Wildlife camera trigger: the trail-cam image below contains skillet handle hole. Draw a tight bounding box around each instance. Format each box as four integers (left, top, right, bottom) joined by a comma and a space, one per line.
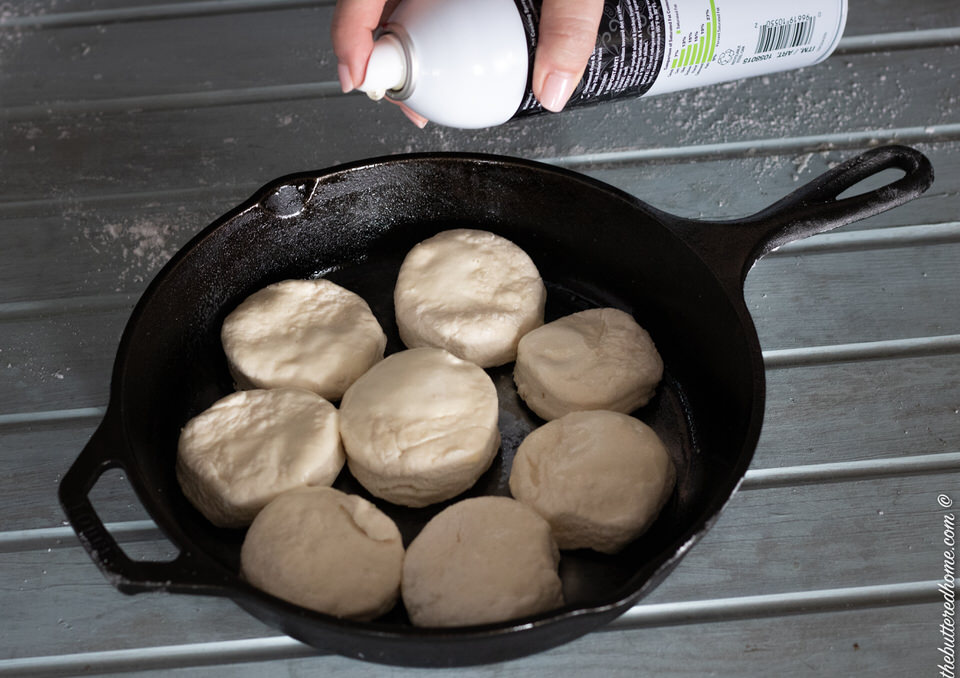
88, 467, 179, 563
835, 167, 906, 201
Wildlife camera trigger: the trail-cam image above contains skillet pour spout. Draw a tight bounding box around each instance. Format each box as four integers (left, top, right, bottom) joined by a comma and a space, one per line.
59, 145, 933, 667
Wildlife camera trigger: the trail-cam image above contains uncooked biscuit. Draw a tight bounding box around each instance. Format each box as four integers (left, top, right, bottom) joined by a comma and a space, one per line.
509, 410, 675, 554
241, 486, 404, 621
394, 229, 546, 367
513, 307, 663, 420
176, 388, 344, 528
339, 347, 500, 508
401, 496, 563, 627
221, 278, 386, 400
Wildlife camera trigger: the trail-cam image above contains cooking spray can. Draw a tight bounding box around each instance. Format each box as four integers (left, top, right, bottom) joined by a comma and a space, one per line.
358, 0, 847, 129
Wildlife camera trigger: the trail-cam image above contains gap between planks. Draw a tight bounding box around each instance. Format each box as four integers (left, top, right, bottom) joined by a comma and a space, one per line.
0, 294, 138, 321
0, 83, 344, 120
542, 124, 960, 167
0, 0, 333, 29
0, 580, 941, 676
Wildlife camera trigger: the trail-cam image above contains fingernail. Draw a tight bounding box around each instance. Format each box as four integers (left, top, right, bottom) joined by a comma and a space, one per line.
401, 106, 428, 129
337, 63, 354, 93
540, 71, 576, 112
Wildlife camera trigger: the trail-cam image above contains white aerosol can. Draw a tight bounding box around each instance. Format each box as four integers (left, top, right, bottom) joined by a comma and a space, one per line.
358, 0, 847, 129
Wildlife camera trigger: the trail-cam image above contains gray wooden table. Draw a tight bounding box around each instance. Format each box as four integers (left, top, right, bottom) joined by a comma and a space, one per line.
2, 1, 959, 675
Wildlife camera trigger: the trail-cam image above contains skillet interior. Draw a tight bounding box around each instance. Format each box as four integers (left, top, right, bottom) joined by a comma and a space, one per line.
112, 155, 762, 664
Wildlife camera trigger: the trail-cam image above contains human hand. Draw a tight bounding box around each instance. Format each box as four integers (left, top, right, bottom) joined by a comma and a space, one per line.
331, 0, 429, 127
331, 0, 605, 124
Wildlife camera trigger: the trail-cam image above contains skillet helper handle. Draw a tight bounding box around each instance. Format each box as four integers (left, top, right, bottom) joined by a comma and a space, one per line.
59, 416, 224, 595
671, 145, 934, 288
745, 144, 934, 258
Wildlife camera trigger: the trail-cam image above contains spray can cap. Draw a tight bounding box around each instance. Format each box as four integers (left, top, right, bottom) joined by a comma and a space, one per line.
357, 32, 408, 101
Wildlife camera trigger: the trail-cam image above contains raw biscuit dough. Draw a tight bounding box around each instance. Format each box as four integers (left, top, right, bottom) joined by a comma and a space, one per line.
221, 278, 387, 400
339, 347, 500, 507
514, 307, 663, 420
241, 486, 404, 621
177, 388, 344, 528
401, 496, 563, 627
509, 410, 675, 554
394, 229, 546, 367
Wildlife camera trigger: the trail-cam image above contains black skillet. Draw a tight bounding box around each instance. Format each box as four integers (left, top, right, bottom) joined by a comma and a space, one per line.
60, 145, 932, 666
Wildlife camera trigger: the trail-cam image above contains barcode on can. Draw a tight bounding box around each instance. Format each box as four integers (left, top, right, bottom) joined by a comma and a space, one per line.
754, 16, 817, 54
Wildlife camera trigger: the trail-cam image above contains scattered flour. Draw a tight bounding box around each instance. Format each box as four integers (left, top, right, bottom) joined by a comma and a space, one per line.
0, 2, 48, 67
73, 210, 193, 291
792, 152, 815, 182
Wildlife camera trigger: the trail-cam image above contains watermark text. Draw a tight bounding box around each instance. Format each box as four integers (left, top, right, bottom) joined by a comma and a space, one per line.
938, 494, 955, 678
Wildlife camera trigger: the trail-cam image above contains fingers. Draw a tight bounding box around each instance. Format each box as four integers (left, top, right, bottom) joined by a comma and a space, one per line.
533, 0, 604, 112
331, 0, 390, 92
331, 1, 425, 127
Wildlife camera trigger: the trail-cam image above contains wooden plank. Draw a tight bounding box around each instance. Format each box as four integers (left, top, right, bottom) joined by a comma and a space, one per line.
580, 143, 960, 228
644, 472, 960, 603
760, 353, 960, 465
846, 0, 960, 36
0, 422, 138, 531
0, 601, 938, 676
2, 0, 219, 17
0, 306, 123, 414
2, 192, 959, 345
0, 193, 230, 303
1, 1, 328, 24
0, 471, 951, 659
746, 242, 960, 348
1, 547, 273, 660
0, 7, 334, 108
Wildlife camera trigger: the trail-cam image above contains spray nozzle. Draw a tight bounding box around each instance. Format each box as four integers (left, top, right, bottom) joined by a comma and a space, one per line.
357, 32, 408, 101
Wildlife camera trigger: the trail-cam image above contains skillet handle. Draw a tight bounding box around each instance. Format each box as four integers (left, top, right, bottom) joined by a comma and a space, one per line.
59, 415, 229, 596
669, 145, 934, 288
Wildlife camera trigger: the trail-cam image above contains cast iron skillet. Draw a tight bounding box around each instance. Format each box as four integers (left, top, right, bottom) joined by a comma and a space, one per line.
60, 145, 932, 667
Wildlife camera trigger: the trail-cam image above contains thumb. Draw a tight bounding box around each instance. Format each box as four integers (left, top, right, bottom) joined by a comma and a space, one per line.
532, 0, 604, 112
331, 0, 391, 92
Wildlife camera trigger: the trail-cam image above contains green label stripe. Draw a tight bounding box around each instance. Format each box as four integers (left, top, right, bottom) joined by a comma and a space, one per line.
704, 14, 714, 62
671, 0, 718, 69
